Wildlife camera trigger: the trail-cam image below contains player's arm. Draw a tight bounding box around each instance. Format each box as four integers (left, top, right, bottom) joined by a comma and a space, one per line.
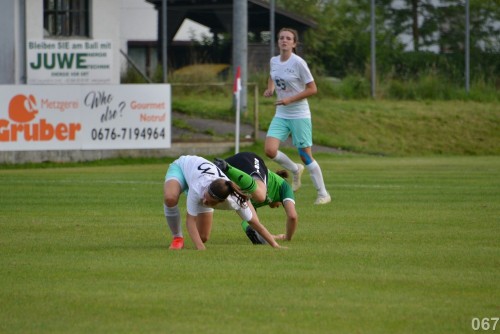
239, 203, 281, 248
186, 213, 206, 250
263, 76, 275, 97
273, 181, 297, 241
277, 81, 317, 106
283, 200, 298, 241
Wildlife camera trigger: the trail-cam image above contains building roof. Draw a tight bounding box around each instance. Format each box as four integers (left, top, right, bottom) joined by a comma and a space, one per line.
146, 0, 316, 38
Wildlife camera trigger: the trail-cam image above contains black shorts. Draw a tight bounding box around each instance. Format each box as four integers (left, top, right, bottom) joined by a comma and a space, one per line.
225, 152, 268, 185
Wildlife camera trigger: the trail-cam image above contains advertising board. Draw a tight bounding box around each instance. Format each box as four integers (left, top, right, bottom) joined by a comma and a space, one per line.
27, 39, 113, 85
0, 85, 171, 151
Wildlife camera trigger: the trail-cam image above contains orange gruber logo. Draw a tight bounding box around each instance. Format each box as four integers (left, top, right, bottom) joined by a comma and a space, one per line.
1, 94, 81, 142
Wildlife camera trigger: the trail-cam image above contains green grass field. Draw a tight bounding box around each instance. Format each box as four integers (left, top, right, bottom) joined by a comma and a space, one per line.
1, 153, 499, 333
172, 90, 500, 156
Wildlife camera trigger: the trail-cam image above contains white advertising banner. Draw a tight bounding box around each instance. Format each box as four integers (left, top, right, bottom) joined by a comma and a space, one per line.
0, 85, 171, 151
27, 39, 113, 85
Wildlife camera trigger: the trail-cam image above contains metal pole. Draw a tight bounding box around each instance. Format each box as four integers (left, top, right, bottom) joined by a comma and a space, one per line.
465, 0, 470, 94
162, 0, 167, 83
19, 0, 27, 83
233, 0, 247, 111
370, 0, 376, 98
270, 0, 275, 58
235, 93, 240, 153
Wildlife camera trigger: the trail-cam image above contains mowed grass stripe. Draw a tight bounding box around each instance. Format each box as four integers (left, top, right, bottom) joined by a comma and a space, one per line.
0, 155, 498, 334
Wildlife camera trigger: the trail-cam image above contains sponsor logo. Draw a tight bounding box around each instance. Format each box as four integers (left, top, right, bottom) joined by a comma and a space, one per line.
0, 94, 82, 142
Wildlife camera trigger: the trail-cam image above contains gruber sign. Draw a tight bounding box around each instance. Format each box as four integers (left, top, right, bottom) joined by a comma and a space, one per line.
0, 85, 171, 151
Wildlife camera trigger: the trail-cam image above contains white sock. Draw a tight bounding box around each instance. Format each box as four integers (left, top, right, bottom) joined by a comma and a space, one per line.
164, 204, 183, 237
306, 161, 328, 196
273, 150, 299, 173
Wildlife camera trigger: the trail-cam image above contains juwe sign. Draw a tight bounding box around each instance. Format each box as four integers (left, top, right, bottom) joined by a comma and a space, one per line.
27, 39, 113, 85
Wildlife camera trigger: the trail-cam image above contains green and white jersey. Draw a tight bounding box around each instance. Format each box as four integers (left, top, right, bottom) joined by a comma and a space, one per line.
254, 170, 295, 209
224, 152, 295, 208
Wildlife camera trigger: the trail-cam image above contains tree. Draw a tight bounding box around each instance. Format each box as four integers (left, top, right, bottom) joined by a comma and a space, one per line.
272, 0, 499, 79
466, 0, 500, 52
380, 0, 500, 52
377, 0, 438, 52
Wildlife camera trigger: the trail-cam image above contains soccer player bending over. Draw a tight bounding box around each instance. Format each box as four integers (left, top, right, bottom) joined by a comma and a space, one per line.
214, 152, 298, 245
163, 155, 283, 250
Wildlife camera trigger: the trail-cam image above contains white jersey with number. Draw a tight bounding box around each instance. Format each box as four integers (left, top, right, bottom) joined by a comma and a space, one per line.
174, 155, 252, 221
269, 53, 314, 119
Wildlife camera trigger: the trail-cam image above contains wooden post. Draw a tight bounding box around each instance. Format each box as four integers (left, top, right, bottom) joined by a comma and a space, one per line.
254, 83, 259, 141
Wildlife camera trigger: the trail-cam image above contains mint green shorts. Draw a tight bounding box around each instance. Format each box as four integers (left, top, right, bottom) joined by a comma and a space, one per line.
267, 117, 312, 148
165, 161, 188, 191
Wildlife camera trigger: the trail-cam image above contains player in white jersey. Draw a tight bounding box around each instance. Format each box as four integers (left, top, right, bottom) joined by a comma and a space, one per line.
163, 155, 282, 250
263, 27, 331, 205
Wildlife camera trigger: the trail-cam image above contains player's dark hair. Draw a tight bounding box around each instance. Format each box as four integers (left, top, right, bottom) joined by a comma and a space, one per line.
276, 170, 289, 179
278, 27, 299, 54
208, 179, 249, 208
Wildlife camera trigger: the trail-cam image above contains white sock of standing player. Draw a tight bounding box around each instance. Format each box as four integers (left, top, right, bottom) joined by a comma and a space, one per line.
164, 204, 182, 237
273, 150, 328, 197
273, 150, 300, 173
306, 161, 329, 197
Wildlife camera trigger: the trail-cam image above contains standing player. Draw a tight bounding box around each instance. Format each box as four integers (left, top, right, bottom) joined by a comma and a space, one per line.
263, 27, 331, 205
163, 155, 282, 250
214, 152, 298, 244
